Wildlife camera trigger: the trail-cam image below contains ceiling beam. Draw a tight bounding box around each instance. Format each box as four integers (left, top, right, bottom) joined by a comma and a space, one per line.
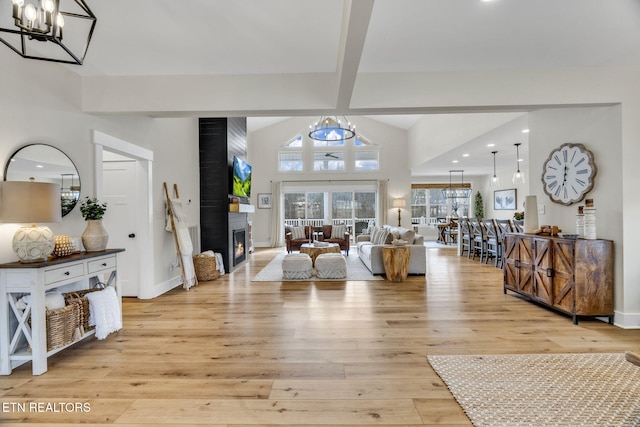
335, 0, 375, 113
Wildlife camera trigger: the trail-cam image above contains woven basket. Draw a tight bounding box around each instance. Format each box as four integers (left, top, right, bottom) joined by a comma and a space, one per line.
193, 254, 220, 281
44, 303, 81, 351
63, 288, 102, 332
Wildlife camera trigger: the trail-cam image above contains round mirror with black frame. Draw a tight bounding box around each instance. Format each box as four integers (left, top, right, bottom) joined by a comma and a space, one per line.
4, 144, 81, 217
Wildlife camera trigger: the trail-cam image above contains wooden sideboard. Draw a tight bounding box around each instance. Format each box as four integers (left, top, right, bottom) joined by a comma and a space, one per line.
0, 249, 124, 375
503, 234, 613, 324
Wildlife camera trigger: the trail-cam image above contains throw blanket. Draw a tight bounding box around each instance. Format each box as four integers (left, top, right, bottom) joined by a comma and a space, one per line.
202, 250, 225, 275
85, 287, 122, 340
169, 198, 196, 289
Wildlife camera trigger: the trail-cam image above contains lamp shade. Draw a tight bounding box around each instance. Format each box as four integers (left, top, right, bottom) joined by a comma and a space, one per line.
1, 181, 61, 263
1, 181, 62, 223
392, 199, 406, 208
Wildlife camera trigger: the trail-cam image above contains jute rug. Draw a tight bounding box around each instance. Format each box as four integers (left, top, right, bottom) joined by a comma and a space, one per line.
427, 353, 640, 427
251, 251, 383, 281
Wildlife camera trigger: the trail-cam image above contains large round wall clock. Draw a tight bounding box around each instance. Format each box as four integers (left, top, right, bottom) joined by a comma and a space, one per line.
541, 143, 597, 206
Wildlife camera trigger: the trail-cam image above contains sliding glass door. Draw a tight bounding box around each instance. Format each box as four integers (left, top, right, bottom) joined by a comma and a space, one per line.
283, 190, 376, 237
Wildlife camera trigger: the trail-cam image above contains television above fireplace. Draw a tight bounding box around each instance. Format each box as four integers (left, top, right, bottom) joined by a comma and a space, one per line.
232, 156, 252, 199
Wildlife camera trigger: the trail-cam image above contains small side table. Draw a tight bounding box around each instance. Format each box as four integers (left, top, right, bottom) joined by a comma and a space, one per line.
381, 245, 410, 282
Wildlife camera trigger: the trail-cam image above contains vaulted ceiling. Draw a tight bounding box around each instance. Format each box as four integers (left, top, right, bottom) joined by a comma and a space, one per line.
51, 0, 640, 176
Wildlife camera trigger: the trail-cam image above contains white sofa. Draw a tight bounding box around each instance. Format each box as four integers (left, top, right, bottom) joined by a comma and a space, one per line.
356, 226, 427, 275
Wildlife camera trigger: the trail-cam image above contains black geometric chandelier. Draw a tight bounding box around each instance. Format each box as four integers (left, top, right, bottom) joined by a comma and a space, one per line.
308, 116, 356, 142
0, 0, 97, 65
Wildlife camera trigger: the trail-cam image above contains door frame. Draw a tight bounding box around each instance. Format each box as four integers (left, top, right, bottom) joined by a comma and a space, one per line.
92, 130, 155, 299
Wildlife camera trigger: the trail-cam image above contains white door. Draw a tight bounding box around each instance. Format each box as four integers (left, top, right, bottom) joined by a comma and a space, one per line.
102, 159, 139, 297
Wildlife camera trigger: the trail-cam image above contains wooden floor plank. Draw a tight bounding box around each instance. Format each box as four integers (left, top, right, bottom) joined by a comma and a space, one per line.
114, 398, 424, 425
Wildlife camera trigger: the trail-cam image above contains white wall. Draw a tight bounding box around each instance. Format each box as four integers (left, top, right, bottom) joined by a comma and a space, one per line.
474, 165, 531, 220
528, 105, 623, 309
149, 118, 200, 295
0, 50, 200, 299
247, 116, 410, 246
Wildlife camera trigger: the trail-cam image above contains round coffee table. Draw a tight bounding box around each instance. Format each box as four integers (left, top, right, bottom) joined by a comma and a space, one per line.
300, 243, 340, 266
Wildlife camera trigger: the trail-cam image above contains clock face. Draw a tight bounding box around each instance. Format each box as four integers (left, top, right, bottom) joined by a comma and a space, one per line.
541, 143, 597, 206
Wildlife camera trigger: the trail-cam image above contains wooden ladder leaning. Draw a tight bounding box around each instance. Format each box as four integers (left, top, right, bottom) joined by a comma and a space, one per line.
163, 182, 198, 290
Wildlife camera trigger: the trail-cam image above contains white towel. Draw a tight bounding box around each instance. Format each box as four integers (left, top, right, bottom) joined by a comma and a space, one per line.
85, 287, 122, 340
214, 252, 225, 275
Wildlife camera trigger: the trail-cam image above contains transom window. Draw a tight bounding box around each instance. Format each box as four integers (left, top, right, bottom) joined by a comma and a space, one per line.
285, 135, 303, 147
313, 152, 345, 171
354, 151, 379, 170
279, 151, 303, 172
278, 126, 379, 173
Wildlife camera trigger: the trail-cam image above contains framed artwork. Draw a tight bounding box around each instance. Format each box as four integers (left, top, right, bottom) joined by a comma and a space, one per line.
258, 193, 272, 209
494, 189, 517, 210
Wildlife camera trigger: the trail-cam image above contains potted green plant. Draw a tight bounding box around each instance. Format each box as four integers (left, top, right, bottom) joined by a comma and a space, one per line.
80, 197, 109, 251
474, 191, 484, 219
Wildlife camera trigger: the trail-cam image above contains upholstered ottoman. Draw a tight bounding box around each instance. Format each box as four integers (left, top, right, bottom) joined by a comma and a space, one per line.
282, 253, 313, 279
315, 253, 347, 279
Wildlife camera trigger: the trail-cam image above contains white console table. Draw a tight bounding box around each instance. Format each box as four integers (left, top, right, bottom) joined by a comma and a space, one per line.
0, 249, 124, 375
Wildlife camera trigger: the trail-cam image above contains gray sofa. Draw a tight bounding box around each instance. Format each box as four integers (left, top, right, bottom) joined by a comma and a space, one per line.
356, 226, 427, 275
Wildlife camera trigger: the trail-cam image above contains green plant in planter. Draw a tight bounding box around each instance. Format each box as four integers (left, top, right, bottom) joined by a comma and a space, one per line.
473, 191, 484, 218
80, 197, 107, 220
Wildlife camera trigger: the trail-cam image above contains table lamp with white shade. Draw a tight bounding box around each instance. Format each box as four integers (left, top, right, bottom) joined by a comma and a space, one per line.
392, 198, 406, 227
0, 180, 61, 263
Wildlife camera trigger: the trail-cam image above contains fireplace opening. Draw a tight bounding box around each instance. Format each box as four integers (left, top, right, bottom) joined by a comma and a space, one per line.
233, 229, 246, 266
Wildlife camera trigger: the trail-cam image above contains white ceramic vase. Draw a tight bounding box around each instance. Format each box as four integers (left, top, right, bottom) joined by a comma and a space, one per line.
523, 195, 539, 234
81, 219, 109, 252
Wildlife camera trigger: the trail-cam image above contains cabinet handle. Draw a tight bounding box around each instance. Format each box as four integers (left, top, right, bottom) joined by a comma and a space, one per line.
546, 268, 554, 277
102, 263, 107, 267
64, 271, 70, 276
514, 260, 520, 268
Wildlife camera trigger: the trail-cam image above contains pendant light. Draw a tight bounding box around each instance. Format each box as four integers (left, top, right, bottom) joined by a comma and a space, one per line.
512, 143, 525, 184
442, 170, 470, 199
489, 150, 499, 188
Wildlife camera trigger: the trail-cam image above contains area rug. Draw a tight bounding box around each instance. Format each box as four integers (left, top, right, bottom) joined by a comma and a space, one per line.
425, 240, 457, 249
251, 251, 383, 281
427, 353, 640, 427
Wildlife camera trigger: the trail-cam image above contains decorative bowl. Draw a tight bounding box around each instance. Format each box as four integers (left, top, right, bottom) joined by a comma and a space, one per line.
558, 233, 579, 239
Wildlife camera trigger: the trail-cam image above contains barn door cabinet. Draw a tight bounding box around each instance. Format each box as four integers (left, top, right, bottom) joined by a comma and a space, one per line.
503, 233, 613, 324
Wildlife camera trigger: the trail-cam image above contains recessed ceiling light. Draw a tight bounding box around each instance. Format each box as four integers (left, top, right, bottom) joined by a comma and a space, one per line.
36, 165, 44, 168
522, 129, 530, 133
462, 153, 470, 157
487, 143, 495, 147
452, 160, 459, 163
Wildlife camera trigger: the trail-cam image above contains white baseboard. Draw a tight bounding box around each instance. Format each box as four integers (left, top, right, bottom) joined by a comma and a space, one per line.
140, 275, 182, 299
613, 311, 640, 329
255, 241, 276, 248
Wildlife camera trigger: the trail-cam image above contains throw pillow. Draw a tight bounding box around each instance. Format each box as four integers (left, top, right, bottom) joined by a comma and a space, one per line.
331, 225, 347, 239
291, 226, 306, 240
374, 229, 389, 245
400, 229, 416, 243
370, 226, 381, 243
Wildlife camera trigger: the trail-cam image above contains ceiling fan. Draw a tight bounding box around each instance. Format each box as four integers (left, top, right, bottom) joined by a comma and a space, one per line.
324, 152, 339, 159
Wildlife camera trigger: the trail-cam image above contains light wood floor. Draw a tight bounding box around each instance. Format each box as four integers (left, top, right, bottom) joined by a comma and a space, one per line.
3, 246, 639, 426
